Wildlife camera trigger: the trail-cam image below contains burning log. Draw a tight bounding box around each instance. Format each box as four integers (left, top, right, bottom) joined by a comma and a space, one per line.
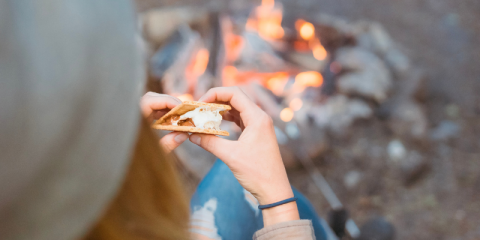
204, 11, 223, 88
239, 31, 287, 72
142, 0, 427, 174
150, 25, 206, 97
286, 51, 327, 71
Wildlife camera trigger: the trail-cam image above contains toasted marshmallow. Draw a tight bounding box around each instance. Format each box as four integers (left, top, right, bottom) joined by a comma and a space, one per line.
174, 107, 223, 130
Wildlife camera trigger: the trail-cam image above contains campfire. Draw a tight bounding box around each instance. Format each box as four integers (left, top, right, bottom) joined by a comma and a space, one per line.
140, 0, 427, 167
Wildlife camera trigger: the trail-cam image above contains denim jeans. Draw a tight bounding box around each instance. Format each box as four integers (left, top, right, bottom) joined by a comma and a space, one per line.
190, 159, 327, 240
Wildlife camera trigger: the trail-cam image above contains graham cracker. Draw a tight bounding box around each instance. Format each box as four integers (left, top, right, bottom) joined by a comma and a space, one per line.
152, 101, 231, 136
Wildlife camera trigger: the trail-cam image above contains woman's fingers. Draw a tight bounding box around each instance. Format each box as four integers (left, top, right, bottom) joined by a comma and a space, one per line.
198, 87, 252, 111
152, 109, 169, 120
189, 134, 236, 161
159, 132, 189, 154
140, 92, 182, 117
198, 87, 260, 126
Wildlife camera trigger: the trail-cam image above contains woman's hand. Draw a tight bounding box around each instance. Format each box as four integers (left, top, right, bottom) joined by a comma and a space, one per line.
189, 87, 299, 226
140, 92, 189, 154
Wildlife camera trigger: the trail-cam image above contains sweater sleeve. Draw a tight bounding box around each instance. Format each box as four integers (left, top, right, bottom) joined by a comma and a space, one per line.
253, 220, 315, 240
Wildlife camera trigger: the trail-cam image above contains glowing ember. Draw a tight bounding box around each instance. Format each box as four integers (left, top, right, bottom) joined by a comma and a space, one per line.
293, 71, 323, 92
246, 0, 284, 41
295, 19, 306, 31
294, 20, 328, 61
289, 98, 303, 111
311, 39, 327, 61
192, 48, 210, 76
293, 40, 310, 52
280, 108, 294, 122
296, 20, 315, 41
177, 94, 194, 102
266, 73, 289, 95
258, 18, 284, 40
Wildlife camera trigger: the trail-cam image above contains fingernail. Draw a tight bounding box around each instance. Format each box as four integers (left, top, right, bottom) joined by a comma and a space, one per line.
174, 133, 188, 143
190, 135, 201, 145
146, 91, 161, 96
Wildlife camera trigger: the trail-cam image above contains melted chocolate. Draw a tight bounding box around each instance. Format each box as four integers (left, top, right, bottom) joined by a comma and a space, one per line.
161, 115, 195, 127
178, 118, 195, 127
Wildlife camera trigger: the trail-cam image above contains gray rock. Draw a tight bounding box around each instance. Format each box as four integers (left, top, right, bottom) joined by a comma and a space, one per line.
388, 100, 428, 139
353, 21, 393, 55
430, 120, 461, 141
309, 95, 373, 134
344, 170, 362, 189
335, 47, 392, 102
400, 151, 429, 185
387, 143, 430, 185
384, 47, 410, 75
445, 104, 460, 118
387, 139, 406, 162
367, 22, 394, 54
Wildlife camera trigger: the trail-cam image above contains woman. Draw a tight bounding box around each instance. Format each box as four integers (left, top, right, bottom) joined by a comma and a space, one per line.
0, 0, 325, 239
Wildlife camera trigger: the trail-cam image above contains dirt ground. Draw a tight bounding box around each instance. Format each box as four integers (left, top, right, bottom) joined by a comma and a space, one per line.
135, 0, 480, 239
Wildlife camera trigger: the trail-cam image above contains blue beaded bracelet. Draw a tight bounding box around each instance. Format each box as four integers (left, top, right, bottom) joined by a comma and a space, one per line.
258, 197, 298, 210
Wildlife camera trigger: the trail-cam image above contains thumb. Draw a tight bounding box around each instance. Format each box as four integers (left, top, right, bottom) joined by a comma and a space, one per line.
189, 134, 235, 160
160, 132, 189, 154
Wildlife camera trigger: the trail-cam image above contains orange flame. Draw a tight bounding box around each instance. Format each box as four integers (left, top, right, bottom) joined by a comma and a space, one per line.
218, 2, 328, 98
246, 0, 284, 40
266, 72, 289, 95
262, 0, 275, 9
311, 38, 327, 60
294, 19, 328, 61
280, 108, 294, 122
313, 44, 327, 61
296, 19, 315, 41
192, 48, 210, 76
222, 16, 244, 63
293, 71, 323, 92
289, 98, 303, 111
185, 48, 210, 92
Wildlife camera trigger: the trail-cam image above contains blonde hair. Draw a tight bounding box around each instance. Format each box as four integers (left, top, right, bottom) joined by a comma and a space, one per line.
83, 117, 190, 240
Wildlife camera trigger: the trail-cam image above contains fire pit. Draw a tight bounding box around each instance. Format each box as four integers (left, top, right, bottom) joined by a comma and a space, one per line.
139, 0, 427, 171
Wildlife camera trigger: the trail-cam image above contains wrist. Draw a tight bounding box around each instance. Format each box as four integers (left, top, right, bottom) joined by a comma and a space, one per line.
261, 201, 300, 226
257, 187, 300, 227
257, 184, 295, 205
